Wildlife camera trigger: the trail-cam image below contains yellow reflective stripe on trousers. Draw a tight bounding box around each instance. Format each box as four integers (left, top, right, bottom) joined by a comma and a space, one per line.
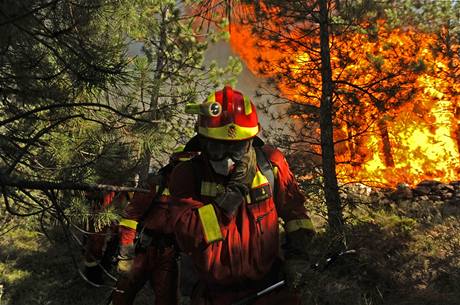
119, 218, 138, 230
285, 218, 315, 233
198, 204, 223, 243
83, 259, 99, 267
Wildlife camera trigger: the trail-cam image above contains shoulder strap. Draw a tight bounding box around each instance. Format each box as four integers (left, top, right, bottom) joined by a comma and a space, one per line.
190, 156, 203, 198
137, 170, 167, 224
254, 146, 275, 195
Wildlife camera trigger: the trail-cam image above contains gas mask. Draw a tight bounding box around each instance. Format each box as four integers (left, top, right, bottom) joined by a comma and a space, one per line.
203, 139, 252, 176
209, 158, 235, 176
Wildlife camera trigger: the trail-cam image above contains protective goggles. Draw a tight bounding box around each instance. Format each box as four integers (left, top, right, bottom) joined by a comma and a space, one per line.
203, 139, 251, 161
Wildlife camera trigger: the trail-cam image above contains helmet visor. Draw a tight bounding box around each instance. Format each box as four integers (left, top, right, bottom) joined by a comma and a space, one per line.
204, 139, 251, 161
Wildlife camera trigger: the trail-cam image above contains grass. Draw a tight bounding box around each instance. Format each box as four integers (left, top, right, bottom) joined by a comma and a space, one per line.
0, 227, 159, 305
301, 192, 460, 305
1, 196, 460, 305
1, 229, 100, 305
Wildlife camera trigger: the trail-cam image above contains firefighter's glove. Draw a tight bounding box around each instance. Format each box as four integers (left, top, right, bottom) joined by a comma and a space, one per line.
283, 228, 316, 290
215, 147, 257, 216
283, 258, 316, 291
117, 244, 135, 275
215, 185, 245, 216
228, 146, 257, 188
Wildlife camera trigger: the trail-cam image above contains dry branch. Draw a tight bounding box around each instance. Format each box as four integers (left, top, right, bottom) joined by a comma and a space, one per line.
0, 175, 150, 193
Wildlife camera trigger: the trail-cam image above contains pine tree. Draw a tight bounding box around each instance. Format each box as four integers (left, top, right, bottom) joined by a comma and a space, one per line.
0, 0, 241, 229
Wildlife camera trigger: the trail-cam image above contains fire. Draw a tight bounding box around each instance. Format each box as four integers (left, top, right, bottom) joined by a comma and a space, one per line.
229, 15, 460, 186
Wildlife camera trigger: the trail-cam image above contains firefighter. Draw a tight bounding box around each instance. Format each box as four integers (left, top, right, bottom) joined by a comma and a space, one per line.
82, 138, 139, 285
111, 149, 199, 305
83, 189, 131, 285
168, 86, 316, 305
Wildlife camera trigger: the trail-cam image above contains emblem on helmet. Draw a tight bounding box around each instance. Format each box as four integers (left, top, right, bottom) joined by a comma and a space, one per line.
227, 125, 237, 138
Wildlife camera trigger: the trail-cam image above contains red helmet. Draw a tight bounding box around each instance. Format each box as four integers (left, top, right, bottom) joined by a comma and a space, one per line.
194, 86, 260, 141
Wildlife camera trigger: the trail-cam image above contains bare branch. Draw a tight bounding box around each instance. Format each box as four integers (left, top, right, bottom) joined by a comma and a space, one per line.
0, 175, 150, 193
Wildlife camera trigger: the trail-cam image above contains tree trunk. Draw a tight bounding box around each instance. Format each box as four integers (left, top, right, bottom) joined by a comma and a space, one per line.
318, 0, 344, 233
454, 106, 460, 161
138, 6, 169, 183
377, 119, 395, 167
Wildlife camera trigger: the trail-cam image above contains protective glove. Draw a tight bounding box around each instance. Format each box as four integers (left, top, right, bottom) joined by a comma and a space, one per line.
228, 146, 257, 188
283, 228, 316, 290
117, 244, 135, 275
215, 147, 258, 216
214, 187, 245, 216
283, 258, 316, 290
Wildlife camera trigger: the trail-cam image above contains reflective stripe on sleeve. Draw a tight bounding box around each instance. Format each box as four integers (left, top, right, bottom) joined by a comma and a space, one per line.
200, 182, 225, 197
285, 218, 315, 233
119, 218, 138, 230
198, 204, 223, 243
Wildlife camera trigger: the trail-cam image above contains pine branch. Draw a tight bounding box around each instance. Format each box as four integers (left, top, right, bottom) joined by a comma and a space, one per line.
0, 175, 150, 193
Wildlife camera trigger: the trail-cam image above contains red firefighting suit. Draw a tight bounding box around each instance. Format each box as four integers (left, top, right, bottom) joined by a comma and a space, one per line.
84, 191, 130, 283
168, 145, 314, 305
112, 151, 198, 305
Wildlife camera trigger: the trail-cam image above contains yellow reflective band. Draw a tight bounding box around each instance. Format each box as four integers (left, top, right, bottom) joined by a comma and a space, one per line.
201, 181, 216, 197
198, 124, 259, 141
273, 166, 279, 179
200, 181, 225, 197
162, 188, 170, 196
119, 218, 138, 230
198, 205, 223, 243
251, 170, 269, 188
83, 259, 99, 267
243, 96, 252, 115
285, 219, 315, 233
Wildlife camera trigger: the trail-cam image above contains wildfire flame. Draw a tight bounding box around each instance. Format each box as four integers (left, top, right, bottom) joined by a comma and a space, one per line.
229, 15, 460, 186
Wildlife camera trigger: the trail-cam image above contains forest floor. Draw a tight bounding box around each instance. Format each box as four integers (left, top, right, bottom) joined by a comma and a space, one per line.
1, 190, 460, 305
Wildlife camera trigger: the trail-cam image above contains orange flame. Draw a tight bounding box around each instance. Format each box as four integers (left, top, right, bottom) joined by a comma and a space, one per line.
230, 17, 460, 186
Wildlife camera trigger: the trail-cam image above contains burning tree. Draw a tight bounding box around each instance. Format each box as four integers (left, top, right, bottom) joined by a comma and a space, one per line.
223, 0, 460, 233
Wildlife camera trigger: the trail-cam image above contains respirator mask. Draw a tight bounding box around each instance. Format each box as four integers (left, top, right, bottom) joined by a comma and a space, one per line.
203, 139, 251, 176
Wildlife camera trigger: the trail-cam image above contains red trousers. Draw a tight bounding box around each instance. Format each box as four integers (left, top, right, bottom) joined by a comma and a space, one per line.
84, 223, 118, 265
112, 246, 179, 305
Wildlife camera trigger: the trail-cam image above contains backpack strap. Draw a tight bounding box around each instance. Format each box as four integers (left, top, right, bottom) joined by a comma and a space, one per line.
136, 171, 167, 226
254, 146, 275, 196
